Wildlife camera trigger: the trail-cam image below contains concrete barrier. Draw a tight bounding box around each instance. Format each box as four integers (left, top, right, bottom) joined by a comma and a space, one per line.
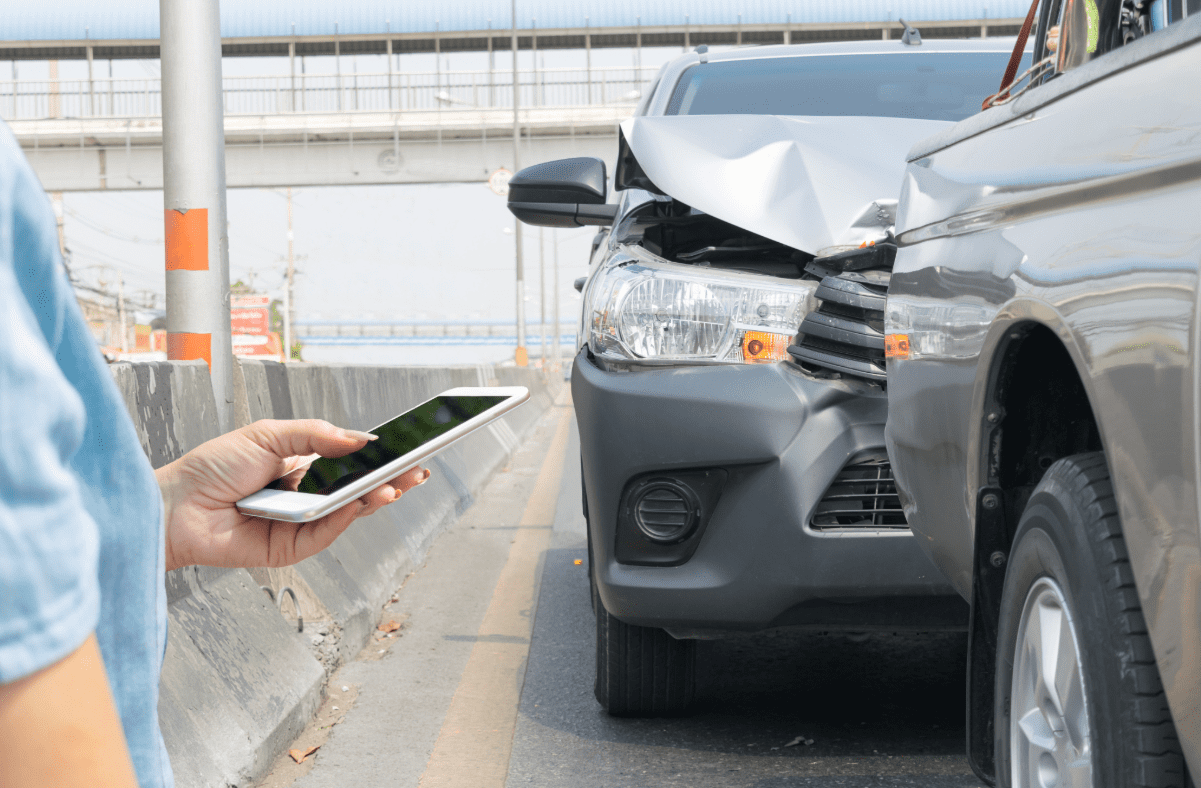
109, 359, 559, 788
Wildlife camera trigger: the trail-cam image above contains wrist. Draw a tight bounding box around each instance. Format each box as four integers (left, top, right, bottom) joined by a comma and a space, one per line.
156, 463, 185, 573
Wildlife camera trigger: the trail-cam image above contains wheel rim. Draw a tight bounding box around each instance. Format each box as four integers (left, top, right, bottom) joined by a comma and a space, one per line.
1010, 577, 1093, 788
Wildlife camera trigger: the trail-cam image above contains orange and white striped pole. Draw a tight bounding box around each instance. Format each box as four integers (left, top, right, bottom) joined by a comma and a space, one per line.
160, 0, 235, 433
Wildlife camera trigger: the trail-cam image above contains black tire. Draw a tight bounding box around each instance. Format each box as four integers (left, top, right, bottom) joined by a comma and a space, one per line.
995, 452, 1185, 788
594, 594, 696, 717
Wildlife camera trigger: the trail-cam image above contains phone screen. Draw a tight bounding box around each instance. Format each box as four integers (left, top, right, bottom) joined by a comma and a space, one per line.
279, 395, 507, 496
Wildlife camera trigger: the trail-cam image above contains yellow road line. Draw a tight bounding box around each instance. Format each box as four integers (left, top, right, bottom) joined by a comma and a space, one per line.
417, 408, 572, 788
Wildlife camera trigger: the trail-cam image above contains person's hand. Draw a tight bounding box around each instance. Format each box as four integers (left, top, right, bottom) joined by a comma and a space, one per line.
156, 419, 430, 572
1047, 24, 1060, 53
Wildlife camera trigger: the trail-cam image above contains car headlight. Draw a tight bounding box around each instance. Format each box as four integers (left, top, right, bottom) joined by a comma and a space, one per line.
583, 246, 817, 364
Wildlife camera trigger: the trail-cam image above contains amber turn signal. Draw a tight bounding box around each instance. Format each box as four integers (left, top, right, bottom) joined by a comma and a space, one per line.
742, 331, 790, 363
884, 334, 911, 359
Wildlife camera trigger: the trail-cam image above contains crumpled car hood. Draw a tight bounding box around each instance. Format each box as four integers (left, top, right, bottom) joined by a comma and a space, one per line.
620, 114, 952, 256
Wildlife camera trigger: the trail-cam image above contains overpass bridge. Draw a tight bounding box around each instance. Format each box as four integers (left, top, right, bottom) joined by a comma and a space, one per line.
5, 66, 647, 190
3, 2, 1023, 192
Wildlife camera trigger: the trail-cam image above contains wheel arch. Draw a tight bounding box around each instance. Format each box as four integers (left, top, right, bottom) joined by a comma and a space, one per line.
964, 306, 1106, 783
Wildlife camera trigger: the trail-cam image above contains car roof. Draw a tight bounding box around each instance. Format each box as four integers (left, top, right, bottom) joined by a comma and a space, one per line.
700, 37, 1020, 63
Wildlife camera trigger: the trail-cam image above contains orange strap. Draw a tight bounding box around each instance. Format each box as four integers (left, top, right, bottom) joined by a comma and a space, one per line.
982, 0, 1042, 110
167, 332, 212, 370
164, 208, 209, 271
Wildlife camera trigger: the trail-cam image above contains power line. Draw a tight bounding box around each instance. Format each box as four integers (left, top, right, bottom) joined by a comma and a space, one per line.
71, 282, 159, 312
64, 207, 163, 245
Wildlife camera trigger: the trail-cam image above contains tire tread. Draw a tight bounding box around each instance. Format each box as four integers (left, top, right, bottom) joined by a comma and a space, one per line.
1043, 453, 1184, 788
594, 597, 695, 717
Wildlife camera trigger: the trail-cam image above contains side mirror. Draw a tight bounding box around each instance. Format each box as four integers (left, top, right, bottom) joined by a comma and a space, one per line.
507, 157, 619, 228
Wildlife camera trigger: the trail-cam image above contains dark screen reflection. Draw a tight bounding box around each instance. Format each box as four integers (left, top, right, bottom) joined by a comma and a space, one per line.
286, 395, 505, 495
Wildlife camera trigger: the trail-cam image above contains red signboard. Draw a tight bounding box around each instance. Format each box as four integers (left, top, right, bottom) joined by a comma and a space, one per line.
231, 308, 270, 335
232, 332, 284, 360
232, 295, 270, 309
230, 294, 280, 359
231, 294, 271, 336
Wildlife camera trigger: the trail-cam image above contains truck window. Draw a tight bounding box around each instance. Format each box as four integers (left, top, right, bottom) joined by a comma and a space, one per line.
1046, 0, 1195, 75
664, 52, 1028, 123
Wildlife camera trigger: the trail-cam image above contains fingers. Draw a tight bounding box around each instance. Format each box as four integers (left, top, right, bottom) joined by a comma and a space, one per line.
241, 419, 377, 461
261, 466, 433, 566
356, 466, 431, 518
278, 506, 360, 565
388, 466, 432, 495
276, 466, 307, 492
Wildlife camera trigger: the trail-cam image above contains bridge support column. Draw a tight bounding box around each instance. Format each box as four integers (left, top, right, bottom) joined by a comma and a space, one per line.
160, 0, 235, 433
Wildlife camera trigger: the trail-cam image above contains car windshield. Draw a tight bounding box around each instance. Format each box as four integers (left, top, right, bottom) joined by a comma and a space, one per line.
665, 52, 1028, 122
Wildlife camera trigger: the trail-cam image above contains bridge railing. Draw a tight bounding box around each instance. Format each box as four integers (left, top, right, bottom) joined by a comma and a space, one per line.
0, 66, 659, 121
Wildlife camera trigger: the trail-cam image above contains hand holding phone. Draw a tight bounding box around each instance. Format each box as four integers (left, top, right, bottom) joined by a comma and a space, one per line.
236, 386, 529, 522
156, 421, 425, 571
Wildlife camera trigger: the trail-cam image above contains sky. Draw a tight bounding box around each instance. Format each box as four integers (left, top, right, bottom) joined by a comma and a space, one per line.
34, 45, 693, 364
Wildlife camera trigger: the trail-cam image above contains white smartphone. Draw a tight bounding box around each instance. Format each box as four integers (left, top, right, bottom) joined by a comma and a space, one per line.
236, 386, 529, 522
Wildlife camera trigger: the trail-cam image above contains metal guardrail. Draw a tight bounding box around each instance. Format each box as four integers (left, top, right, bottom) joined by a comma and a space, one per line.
299, 335, 577, 347
295, 319, 578, 347
1, 66, 657, 121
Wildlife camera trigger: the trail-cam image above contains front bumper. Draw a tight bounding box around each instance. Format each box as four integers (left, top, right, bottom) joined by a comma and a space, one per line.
572, 349, 966, 635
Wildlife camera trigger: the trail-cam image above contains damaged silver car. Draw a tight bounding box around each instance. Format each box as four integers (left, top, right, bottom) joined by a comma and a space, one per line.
509, 36, 1027, 716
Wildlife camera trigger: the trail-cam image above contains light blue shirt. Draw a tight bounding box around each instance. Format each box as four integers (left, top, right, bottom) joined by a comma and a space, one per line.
0, 123, 172, 787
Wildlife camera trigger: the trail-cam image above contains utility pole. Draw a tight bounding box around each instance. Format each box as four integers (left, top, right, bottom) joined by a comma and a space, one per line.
539, 225, 546, 365
50, 191, 67, 260
552, 227, 561, 368
160, 0, 235, 433
285, 187, 296, 362
117, 274, 128, 353
512, 0, 527, 366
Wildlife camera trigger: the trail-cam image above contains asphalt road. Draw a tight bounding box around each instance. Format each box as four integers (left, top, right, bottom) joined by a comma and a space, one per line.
506, 422, 981, 788
263, 406, 984, 788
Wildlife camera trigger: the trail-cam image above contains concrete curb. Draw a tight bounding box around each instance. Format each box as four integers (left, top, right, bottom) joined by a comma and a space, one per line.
109, 359, 560, 788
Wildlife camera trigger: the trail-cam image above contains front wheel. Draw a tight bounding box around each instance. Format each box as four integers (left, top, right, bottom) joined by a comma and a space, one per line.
995, 453, 1184, 788
594, 593, 696, 717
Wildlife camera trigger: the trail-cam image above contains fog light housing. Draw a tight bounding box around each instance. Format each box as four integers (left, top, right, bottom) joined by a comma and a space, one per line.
632, 480, 700, 544
615, 469, 728, 566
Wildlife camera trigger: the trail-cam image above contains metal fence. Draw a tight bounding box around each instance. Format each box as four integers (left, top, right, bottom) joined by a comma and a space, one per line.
0, 66, 658, 121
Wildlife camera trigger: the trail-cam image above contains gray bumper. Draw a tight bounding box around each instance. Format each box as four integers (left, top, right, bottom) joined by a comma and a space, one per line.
572, 350, 966, 635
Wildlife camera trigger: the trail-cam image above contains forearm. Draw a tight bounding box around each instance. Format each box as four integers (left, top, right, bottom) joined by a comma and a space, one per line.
0, 634, 139, 788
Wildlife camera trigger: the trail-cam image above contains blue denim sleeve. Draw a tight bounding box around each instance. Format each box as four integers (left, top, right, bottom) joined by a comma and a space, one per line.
0, 185, 101, 685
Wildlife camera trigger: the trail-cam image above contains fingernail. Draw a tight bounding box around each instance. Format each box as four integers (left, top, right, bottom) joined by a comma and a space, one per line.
391, 488, 403, 502
419, 469, 432, 484
342, 429, 378, 442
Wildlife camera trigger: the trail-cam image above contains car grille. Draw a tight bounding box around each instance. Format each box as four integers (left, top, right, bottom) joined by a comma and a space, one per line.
810, 458, 909, 531
789, 274, 888, 382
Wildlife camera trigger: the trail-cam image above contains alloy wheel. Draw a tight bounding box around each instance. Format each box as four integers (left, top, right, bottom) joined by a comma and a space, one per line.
1010, 577, 1093, 788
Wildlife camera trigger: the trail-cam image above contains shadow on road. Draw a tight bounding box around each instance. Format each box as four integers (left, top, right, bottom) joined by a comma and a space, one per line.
507, 545, 979, 787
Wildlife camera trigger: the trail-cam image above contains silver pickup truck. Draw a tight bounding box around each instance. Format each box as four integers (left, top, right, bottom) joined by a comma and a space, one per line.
886, 3, 1201, 787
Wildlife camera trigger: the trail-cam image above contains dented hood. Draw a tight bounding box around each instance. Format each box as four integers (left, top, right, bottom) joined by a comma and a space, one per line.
620, 114, 951, 255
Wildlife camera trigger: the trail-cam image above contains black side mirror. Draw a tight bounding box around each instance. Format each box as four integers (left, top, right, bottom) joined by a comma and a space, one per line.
573, 277, 588, 293
507, 157, 619, 228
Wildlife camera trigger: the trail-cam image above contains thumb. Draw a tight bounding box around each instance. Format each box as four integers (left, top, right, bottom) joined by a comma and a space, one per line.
240, 419, 376, 460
